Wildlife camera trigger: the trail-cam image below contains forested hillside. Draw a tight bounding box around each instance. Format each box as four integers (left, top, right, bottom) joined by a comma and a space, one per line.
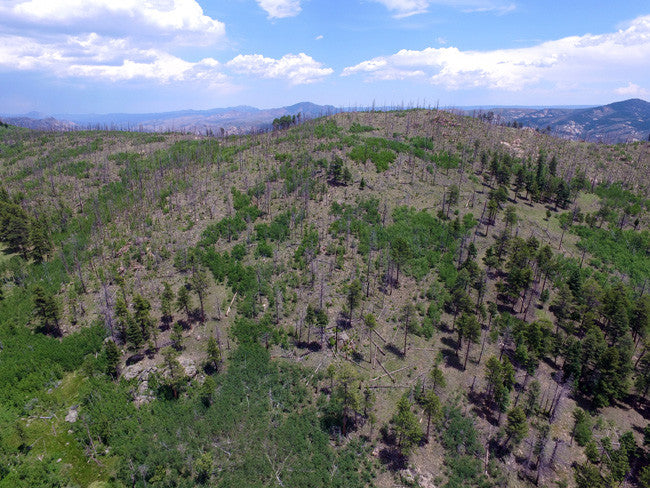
1, 109, 649, 488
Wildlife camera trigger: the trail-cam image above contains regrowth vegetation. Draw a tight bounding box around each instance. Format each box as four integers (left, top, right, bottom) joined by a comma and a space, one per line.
0, 110, 649, 488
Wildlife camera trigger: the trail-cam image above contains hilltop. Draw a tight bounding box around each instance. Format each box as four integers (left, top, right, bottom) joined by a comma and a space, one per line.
0, 110, 649, 488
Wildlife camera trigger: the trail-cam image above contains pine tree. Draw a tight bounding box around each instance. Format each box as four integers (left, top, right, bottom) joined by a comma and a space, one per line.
332, 363, 361, 436
572, 408, 592, 446
190, 264, 209, 322
635, 351, 650, 398
171, 322, 184, 351
401, 303, 416, 356
584, 441, 600, 464
205, 335, 221, 372
29, 219, 51, 263
392, 396, 422, 456
347, 278, 362, 327
305, 304, 316, 343
364, 313, 377, 365
114, 295, 131, 342
574, 463, 605, 488
176, 285, 192, 322
199, 376, 217, 407
125, 314, 143, 350
104, 340, 121, 379
429, 365, 446, 392
639, 465, 650, 488
421, 390, 441, 440
316, 308, 328, 345
32, 285, 61, 336
3, 208, 30, 257
524, 380, 541, 416
457, 312, 481, 370
160, 282, 174, 324
504, 406, 528, 447
160, 347, 186, 399
390, 237, 411, 286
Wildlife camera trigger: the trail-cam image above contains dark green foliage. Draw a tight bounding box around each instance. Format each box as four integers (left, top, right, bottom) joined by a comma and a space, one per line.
349, 122, 375, 133
31, 285, 61, 336
28, 219, 51, 263
125, 312, 143, 349
484, 355, 515, 412
104, 340, 121, 379
176, 285, 192, 320
170, 322, 184, 350
573, 225, 650, 285
77, 344, 369, 487
256, 239, 273, 257
3, 109, 650, 488
205, 335, 221, 372
272, 114, 296, 130
584, 440, 600, 463
294, 225, 320, 266
190, 263, 210, 320
391, 396, 422, 456
420, 390, 441, 439
0, 319, 104, 409
199, 247, 273, 319
573, 409, 592, 446
639, 465, 650, 488
328, 156, 352, 185
255, 208, 295, 242
160, 282, 174, 322
231, 315, 284, 347
314, 119, 341, 138
201, 188, 261, 245
456, 312, 480, 369
0, 196, 30, 257
439, 404, 486, 488
133, 293, 154, 341
512, 319, 552, 372
348, 139, 401, 172
574, 462, 605, 488
504, 406, 528, 447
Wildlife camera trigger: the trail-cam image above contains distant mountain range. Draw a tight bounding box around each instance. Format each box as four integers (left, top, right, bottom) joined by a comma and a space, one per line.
0, 102, 339, 135
2, 99, 648, 143
473, 98, 650, 143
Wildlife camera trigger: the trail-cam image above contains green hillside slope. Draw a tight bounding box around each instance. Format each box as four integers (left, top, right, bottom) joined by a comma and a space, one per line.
1, 111, 649, 488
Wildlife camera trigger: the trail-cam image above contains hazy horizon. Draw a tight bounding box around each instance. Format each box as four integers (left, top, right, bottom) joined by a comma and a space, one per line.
2, 100, 631, 118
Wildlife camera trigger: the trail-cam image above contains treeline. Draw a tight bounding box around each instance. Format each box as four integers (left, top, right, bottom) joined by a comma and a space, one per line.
0, 186, 52, 263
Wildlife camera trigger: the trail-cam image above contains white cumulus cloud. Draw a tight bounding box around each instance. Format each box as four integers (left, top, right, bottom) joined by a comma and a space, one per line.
0, 0, 232, 85
256, 0, 302, 19
343, 15, 650, 93
615, 82, 649, 98
227, 53, 333, 85
0, 0, 226, 44
0, 32, 228, 84
372, 0, 515, 18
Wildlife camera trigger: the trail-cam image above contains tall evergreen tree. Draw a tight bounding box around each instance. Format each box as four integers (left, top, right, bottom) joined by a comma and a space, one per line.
29, 219, 51, 263
176, 285, 192, 322
190, 264, 209, 322
32, 285, 61, 336
391, 396, 422, 456
160, 282, 174, 324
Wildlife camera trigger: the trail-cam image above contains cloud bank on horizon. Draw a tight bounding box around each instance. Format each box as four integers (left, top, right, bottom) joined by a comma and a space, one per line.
0, 0, 648, 112
343, 15, 650, 94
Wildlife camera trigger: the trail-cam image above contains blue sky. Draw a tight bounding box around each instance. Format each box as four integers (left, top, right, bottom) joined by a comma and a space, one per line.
1, 0, 649, 114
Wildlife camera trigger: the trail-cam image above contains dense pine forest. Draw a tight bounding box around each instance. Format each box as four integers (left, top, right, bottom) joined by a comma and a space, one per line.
1, 109, 649, 488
